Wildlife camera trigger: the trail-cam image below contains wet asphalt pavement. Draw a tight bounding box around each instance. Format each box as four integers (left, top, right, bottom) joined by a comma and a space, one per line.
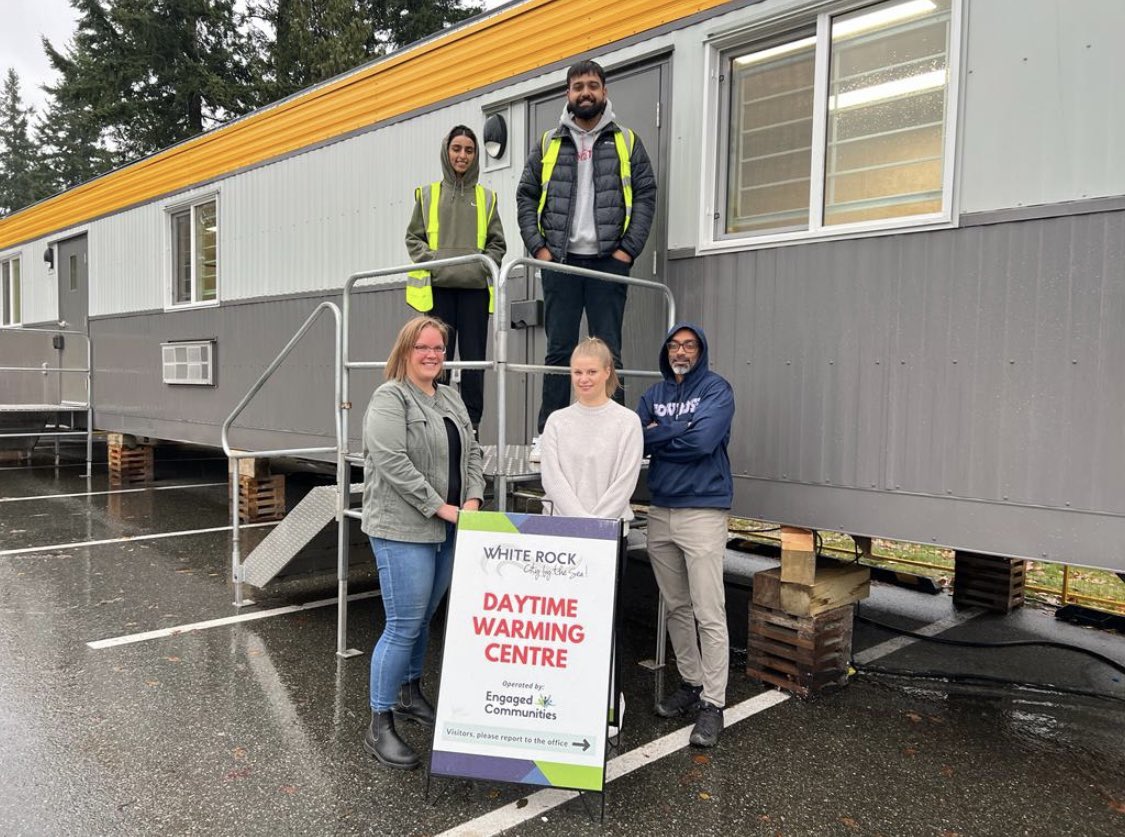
1, 447, 1123, 836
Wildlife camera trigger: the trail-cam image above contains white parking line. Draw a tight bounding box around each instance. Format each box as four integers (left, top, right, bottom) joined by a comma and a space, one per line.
437, 692, 790, 837
87, 590, 381, 649
0, 521, 278, 557
0, 482, 226, 503
435, 607, 983, 837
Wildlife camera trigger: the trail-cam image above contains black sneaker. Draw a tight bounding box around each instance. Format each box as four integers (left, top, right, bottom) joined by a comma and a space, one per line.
689, 702, 723, 748
655, 683, 703, 718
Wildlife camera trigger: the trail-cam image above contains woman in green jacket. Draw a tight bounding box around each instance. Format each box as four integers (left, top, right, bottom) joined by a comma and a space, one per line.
361, 315, 485, 770
405, 125, 506, 431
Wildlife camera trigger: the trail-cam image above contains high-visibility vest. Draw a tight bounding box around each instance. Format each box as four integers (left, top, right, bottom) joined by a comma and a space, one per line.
536, 126, 635, 241
406, 181, 497, 313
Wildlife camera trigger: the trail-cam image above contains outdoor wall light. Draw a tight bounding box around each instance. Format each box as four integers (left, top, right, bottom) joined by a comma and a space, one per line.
43, 247, 54, 269
483, 113, 507, 159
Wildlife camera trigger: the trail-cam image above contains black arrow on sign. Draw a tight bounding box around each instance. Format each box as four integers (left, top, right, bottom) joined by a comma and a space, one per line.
571, 738, 590, 751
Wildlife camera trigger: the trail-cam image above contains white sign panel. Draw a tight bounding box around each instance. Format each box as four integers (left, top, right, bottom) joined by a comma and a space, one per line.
430, 511, 620, 792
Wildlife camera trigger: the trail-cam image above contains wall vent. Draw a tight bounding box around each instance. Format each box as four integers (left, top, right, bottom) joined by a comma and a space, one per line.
161, 340, 214, 385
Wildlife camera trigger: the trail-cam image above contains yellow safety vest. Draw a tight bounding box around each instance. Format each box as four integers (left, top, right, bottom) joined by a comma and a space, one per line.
406, 181, 497, 313
536, 126, 635, 240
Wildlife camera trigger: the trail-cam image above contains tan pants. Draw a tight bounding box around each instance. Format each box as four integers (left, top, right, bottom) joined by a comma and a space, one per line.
646, 506, 729, 708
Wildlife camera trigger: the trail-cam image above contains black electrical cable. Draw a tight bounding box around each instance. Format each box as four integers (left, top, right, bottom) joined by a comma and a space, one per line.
855, 612, 1125, 676
852, 664, 1125, 705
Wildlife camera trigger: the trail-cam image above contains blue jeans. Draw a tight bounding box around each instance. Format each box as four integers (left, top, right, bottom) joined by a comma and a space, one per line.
538, 254, 630, 432
369, 527, 455, 711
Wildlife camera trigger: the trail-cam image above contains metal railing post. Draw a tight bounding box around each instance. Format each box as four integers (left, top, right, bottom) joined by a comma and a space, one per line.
336, 294, 360, 659
495, 260, 514, 510
85, 329, 93, 478
230, 454, 248, 607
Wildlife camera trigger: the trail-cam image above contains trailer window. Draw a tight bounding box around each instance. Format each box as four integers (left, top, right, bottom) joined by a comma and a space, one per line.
1, 256, 20, 327
717, 0, 955, 242
170, 198, 218, 305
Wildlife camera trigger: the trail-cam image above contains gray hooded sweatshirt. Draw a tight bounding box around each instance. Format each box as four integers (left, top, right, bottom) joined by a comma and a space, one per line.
560, 101, 617, 256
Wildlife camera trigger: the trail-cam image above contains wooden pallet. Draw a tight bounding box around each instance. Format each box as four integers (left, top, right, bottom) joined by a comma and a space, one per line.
953, 551, 1025, 613
747, 603, 854, 698
108, 443, 154, 485
238, 474, 286, 522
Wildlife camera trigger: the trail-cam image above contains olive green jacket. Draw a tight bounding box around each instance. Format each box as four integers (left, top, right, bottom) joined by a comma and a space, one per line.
405, 132, 506, 289
361, 378, 485, 542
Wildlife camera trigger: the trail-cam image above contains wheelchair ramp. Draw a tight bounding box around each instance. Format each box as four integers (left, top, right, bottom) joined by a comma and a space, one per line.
241, 482, 363, 587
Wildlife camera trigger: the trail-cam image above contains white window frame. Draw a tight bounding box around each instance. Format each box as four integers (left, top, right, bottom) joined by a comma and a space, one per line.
699, 0, 962, 253
165, 194, 221, 310
1, 254, 22, 328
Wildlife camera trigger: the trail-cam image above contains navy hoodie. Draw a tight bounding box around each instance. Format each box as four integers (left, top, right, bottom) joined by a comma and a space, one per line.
637, 323, 735, 509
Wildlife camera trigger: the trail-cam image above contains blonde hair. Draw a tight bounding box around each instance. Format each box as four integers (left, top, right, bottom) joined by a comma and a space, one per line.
571, 337, 619, 398
385, 316, 449, 382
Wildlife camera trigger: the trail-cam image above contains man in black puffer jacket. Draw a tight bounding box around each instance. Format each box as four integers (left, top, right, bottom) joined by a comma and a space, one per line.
516, 59, 657, 434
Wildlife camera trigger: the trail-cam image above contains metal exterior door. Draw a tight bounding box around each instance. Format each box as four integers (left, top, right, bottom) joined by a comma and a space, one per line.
525, 60, 668, 424
56, 235, 89, 405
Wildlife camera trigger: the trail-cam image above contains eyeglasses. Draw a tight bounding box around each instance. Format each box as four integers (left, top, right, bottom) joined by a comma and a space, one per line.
413, 345, 446, 356
666, 339, 700, 353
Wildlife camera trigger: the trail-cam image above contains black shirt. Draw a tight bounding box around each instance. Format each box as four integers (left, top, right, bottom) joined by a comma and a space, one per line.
443, 417, 462, 506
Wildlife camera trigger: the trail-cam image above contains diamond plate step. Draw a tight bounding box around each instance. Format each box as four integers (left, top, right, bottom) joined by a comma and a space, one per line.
241, 482, 362, 588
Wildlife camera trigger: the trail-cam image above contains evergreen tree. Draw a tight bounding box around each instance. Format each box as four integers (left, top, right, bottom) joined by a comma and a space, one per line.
251, 0, 372, 101
0, 69, 49, 215
363, 0, 483, 54
44, 0, 263, 160
34, 95, 118, 193
251, 0, 483, 101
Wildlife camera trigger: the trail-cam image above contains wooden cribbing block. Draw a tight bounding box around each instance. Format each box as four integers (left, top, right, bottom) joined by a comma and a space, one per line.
229, 455, 270, 479
780, 526, 816, 584
747, 603, 854, 698
781, 562, 870, 617
953, 551, 1025, 613
752, 567, 782, 610
108, 443, 154, 485
238, 474, 286, 523
754, 564, 870, 617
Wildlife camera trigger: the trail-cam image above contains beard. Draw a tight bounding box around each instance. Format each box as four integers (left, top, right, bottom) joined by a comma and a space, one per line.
568, 97, 606, 121
671, 361, 693, 376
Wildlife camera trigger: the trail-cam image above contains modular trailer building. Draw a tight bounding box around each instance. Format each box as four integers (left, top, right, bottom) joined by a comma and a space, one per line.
1, 0, 1124, 573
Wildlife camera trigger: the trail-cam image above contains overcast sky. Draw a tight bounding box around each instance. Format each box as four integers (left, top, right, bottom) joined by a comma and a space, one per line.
1, 0, 509, 118
1, 0, 81, 114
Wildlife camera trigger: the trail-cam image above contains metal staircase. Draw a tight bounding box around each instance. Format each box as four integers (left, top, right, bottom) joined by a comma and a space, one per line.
239, 481, 363, 587
222, 255, 675, 660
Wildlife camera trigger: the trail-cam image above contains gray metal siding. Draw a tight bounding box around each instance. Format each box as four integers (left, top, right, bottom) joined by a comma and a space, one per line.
960, 0, 1125, 213
668, 209, 1125, 569
88, 284, 534, 452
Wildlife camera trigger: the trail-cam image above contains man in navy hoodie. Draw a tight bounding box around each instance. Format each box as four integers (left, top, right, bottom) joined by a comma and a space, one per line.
637, 323, 735, 748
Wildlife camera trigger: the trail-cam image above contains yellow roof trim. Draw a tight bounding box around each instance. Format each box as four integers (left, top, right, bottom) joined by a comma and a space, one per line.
0, 0, 730, 250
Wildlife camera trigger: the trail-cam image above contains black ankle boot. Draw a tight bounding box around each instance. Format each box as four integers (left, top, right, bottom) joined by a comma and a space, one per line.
393, 679, 436, 726
363, 711, 420, 770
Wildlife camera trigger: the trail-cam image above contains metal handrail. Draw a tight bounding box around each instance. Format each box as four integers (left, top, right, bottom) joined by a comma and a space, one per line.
332, 256, 500, 658
221, 301, 344, 611
492, 256, 677, 504
0, 325, 95, 475
492, 256, 677, 671
221, 254, 678, 662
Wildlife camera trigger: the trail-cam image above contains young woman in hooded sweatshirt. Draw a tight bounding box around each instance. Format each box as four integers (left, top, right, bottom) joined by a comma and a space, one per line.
405, 125, 506, 431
